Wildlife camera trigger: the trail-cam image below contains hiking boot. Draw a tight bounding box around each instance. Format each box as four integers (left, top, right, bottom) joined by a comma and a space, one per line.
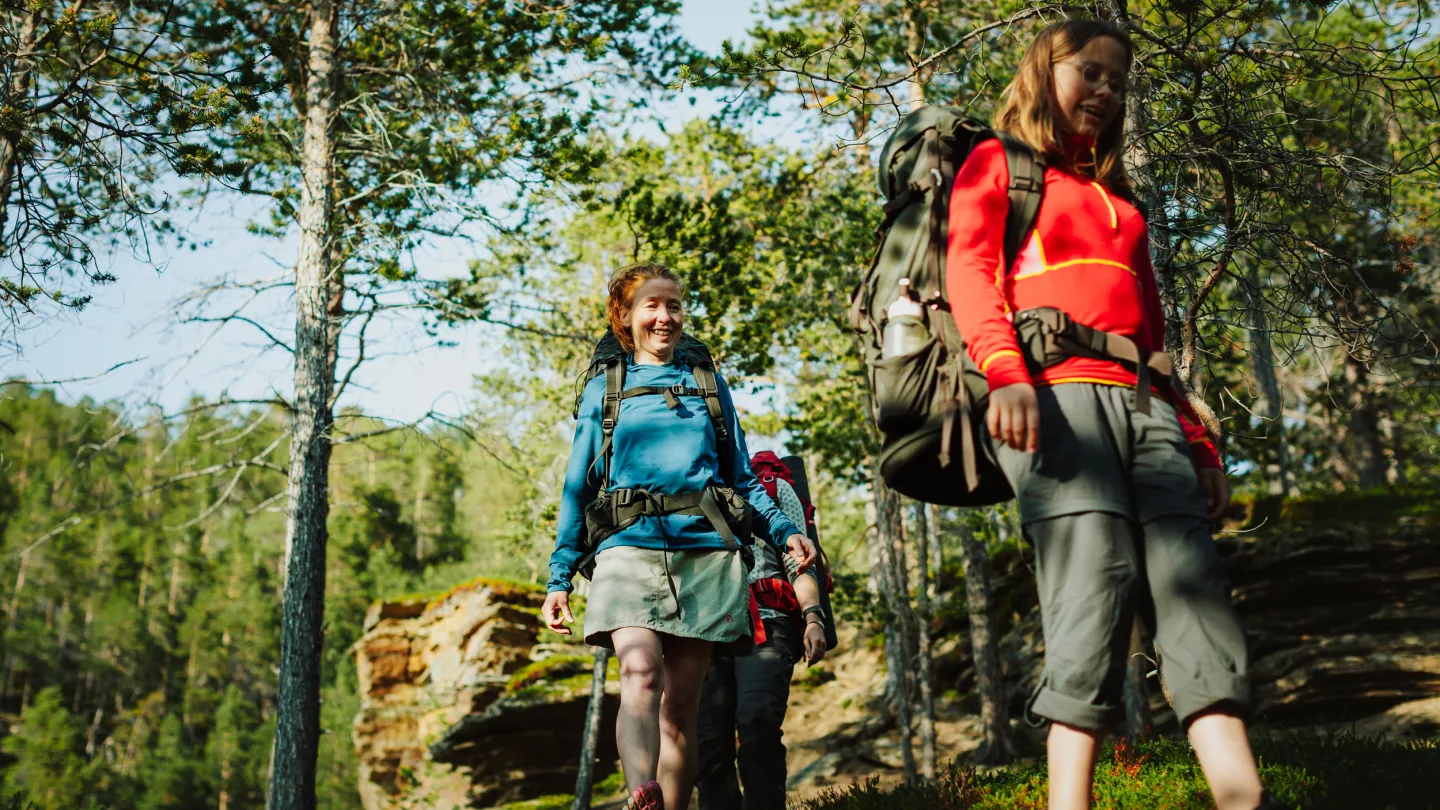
625, 780, 663, 810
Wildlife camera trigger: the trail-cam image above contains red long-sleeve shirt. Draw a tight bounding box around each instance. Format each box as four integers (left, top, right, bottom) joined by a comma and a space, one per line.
944, 135, 1222, 469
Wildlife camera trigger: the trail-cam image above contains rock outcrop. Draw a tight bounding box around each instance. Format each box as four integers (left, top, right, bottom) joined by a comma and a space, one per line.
351, 578, 618, 810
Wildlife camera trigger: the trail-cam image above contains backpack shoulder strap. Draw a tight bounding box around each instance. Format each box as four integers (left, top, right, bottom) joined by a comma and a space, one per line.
587, 359, 625, 490
691, 365, 733, 486
995, 133, 1046, 269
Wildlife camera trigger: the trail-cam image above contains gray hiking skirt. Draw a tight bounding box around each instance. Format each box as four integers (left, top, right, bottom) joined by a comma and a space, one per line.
584, 545, 754, 656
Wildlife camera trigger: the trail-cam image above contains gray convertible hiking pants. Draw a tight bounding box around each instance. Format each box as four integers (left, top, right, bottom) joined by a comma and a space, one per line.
990, 383, 1252, 731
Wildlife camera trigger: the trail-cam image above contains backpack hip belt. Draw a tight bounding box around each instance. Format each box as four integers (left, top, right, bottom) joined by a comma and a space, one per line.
1013, 306, 1174, 416
576, 484, 755, 578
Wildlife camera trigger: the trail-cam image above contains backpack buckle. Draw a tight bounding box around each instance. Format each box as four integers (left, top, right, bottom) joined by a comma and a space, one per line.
602, 418, 616, 431
670, 384, 687, 396
1010, 176, 1042, 193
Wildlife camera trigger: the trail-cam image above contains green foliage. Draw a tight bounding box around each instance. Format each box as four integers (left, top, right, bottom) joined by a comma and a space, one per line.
0, 382, 566, 808
0, 687, 101, 810
800, 732, 1439, 809
0, 1, 266, 336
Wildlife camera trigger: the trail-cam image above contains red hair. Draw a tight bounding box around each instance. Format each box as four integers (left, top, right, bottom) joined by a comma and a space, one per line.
606, 262, 685, 354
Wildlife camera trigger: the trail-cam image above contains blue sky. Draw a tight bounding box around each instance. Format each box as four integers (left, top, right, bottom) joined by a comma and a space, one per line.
8, 1, 772, 425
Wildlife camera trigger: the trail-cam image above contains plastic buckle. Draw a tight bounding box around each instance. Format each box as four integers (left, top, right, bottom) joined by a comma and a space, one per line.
1011, 175, 1041, 193
602, 418, 616, 431
670, 384, 687, 396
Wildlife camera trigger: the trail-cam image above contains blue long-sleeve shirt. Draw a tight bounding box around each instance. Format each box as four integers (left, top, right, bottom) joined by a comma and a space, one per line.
547, 356, 801, 593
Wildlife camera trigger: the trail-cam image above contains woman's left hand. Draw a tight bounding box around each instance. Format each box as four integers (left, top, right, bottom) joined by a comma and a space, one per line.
802, 619, 828, 665
1199, 467, 1231, 523
785, 533, 817, 574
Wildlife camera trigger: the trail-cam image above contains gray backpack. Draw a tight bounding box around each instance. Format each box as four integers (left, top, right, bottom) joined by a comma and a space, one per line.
849, 106, 1044, 507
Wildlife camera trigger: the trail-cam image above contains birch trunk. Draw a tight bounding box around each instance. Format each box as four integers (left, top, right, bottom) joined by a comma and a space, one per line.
572, 646, 611, 810
268, 1, 339, 808
965, 511, 1012, 763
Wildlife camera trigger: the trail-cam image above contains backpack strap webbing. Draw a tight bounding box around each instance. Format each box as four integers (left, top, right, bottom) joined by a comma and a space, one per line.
996, 134, 1045, 269
924, 127, 949, 302
588, 360, 625, 489
692, 365, 733, 486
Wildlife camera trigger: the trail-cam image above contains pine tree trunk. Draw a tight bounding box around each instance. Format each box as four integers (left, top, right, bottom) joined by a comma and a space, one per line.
868, 464, 914, 779
1245, 267, 1297, 496
0, 7, 41, 242
1344, 354, 1387, 489
912, 504, 938, 780
965, 511, 1013, 763
572, 646, 611, 810
268, 2, 339, 808
1122, 618, 1153, 739
886, 490, 916, 781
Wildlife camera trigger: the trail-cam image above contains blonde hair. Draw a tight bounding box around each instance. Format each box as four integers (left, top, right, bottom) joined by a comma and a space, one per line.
994, 19, 1134, 193
605, 262, 685, 354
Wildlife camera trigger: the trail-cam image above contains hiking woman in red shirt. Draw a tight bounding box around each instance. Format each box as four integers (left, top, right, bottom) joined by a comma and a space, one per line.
946, 20, 1282, 810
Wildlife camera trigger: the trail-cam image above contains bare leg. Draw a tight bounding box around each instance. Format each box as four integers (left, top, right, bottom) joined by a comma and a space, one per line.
1047, 721, 1100, 810
656, 635, 714, 810
612, 627, 666, 792
1188, 711, 1264, 810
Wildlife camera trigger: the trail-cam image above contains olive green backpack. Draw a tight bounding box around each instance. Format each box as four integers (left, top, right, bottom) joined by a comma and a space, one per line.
849, 105, 1045, 506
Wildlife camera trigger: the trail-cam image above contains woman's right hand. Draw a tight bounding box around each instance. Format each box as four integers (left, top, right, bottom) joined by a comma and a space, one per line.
987, 382, 1040, 452
542, 591, 575, 635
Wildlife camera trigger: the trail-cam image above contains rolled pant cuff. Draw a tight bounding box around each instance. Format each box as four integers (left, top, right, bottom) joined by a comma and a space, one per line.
1030, 686, 1122, 732
1171, 673, 1252, 727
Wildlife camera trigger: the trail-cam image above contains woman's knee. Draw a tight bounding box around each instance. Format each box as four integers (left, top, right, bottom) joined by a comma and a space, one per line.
619, 649, 665, 697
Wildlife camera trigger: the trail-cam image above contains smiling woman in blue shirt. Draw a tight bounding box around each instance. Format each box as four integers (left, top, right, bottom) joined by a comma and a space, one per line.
542, 263, 816, 810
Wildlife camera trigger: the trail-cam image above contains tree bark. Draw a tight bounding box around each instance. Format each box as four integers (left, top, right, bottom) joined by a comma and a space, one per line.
889, 493, 916, 781
1344, 354, 1387, 490
0, 7, 41, 244
1245, 267, 1297, 496
965, 511, 1012, 763
268, 1, 339, 808
912, 503, 937, 779
1122, 618, 1153, 739
572, 646, 611, 810
869, 463, 915, 780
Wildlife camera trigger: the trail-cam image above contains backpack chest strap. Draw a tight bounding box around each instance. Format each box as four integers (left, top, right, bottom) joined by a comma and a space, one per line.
620, 384, 705, 410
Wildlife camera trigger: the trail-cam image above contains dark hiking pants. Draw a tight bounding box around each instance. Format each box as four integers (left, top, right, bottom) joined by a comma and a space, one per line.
696, 615, 799, 810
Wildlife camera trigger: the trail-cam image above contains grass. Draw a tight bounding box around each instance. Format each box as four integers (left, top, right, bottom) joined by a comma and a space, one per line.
493, 767, 626, 809
800, 731, 1439, 809
504, 655, 594, 694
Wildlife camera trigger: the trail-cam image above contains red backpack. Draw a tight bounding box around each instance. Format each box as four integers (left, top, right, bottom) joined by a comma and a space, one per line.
749, 452, 838, 649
